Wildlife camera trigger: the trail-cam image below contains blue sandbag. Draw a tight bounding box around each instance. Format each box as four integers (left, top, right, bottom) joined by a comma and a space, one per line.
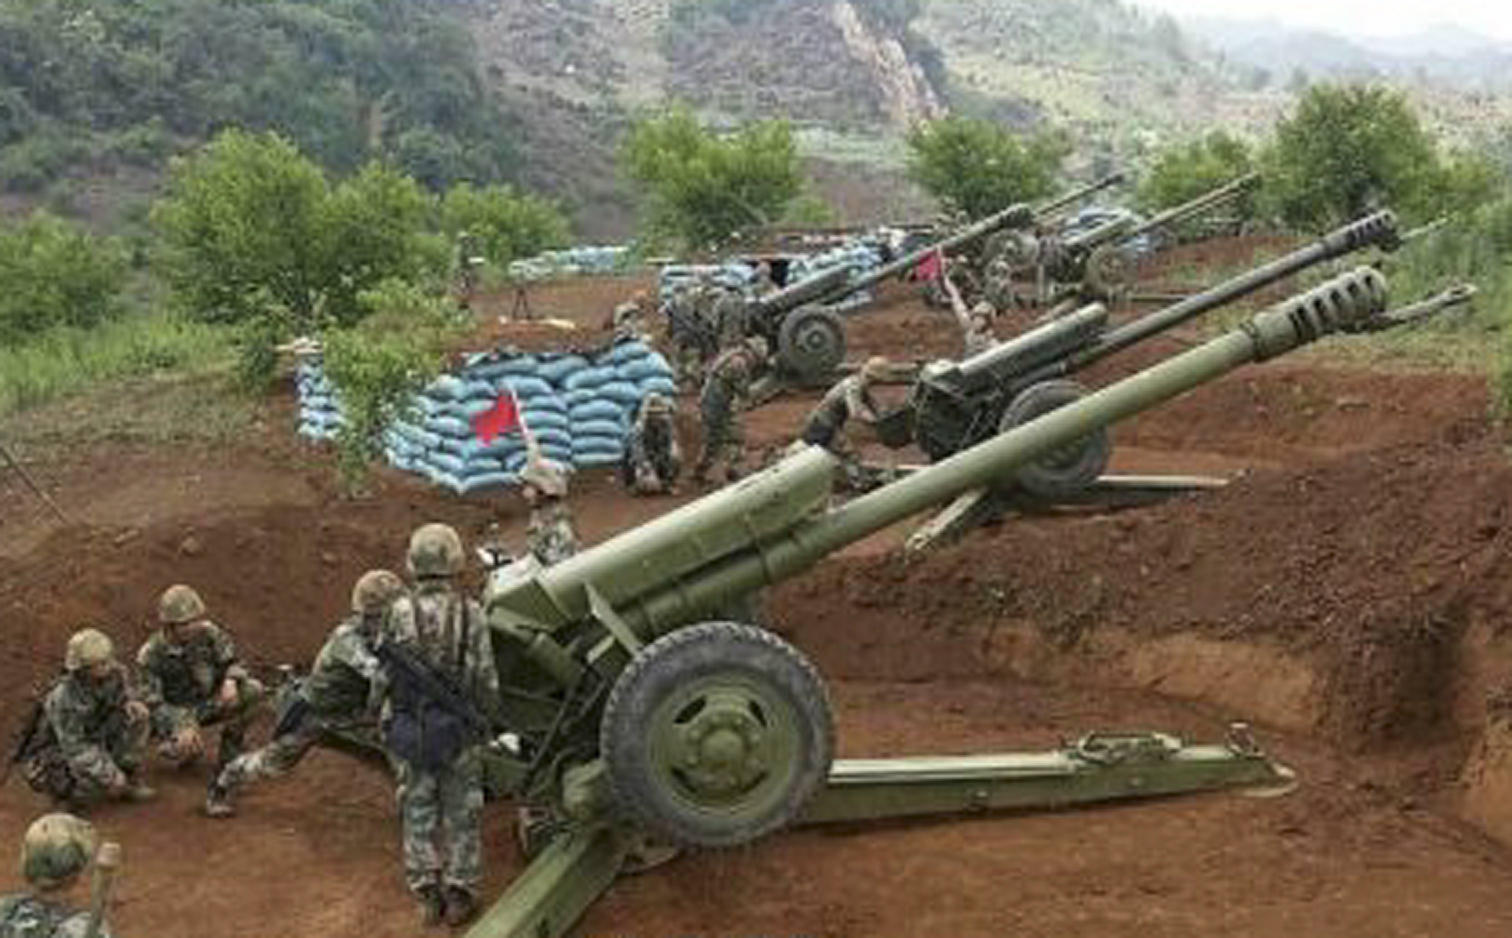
573, 419, 624, 439
538, 355, 590, 385
572, 436, 624, 455
460, 472, 517, 494
542, 445, 574, 465
464, 456, 505, 475
565, 388, 596, 407
573, 451, 623, 468
434, 435, 491, 459
522, 410, 569, 432
618, 356, 675, 381
464, 379, 496, 400
564, 366, 616, 391
637, 376, 677, 397
530, 427, 572, 450
427, 452, 467, 476
496, 375, 554, 399
597, 381, 644, 406
460, 398, 498, 419
478, 438, 525, 459
607, 339, 653, 364
469, 355, 540, 380
569, 400, 624, 423
426, 415, 474, 440
503, 451, 528, 473
394, 424, 441, 451
424, 374, 469, 401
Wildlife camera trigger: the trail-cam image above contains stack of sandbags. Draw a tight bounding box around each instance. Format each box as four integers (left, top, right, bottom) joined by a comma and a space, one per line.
657, 262, 756, 303
294, 356, 343, 441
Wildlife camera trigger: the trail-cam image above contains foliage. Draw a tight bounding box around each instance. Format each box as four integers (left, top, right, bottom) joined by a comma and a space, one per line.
0, 312, 232, 417
1262, 84, 1455, 230
323, 279, 466, 493
1136, 131, 1255, 216
438, 183, 572, 268
0, 210, 127, 345
621, 109, 803, 249
0, 0, 516, 194
153, 130, 434, 330
904, 116, 1067, 219
781, 193, 837, 227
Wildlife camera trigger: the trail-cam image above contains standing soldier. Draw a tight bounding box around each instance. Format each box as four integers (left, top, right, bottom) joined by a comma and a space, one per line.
204, 570, 407, 818
800, 356, 887, 488
622, 393, 681, 495
381, 524, 499, 928
711, 283, 750, 350
454, 230, 483, 313
752, 260, 779, 297
136, 585, 265, 774
665, 283, 712, 391
519, 437, 579, 565
1, 813, 120, 938
693, 336, 767, 486
18, 630, 154, 811
608, 289, 655, 341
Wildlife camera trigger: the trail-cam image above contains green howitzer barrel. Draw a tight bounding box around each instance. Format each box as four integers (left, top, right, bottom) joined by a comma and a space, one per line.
1122, 172, 1260, 243
482, 263, 1444, 852
901, 210, 1400, 472
752, 173, 1126, 379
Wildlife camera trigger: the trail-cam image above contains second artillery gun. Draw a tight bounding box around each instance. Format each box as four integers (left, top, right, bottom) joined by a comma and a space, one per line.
453, 238, 1467, 937
743, 173, 1125, 382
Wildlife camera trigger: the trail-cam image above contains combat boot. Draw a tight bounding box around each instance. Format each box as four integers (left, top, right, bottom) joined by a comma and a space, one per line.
443, 887, 476, 927
416, 885, 445, 928
203, 781, 233, 818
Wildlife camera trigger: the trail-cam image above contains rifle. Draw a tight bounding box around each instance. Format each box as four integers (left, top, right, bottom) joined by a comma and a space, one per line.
2, 691, 46, 787
376, 641, 491, 739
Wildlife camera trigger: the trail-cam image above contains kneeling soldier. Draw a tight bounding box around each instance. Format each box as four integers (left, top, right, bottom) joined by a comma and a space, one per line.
1, 813, 121, 938
20, 630, 154, 811
622, 393, 682, 495
137, 585, 265, 773
205, 570, 406, 817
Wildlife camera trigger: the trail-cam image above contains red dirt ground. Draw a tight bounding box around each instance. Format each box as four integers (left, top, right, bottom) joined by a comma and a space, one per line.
2, 268, 1511, 937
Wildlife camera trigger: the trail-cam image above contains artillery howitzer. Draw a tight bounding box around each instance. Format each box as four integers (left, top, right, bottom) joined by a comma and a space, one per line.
460, 253, 1463, 937
748, 173, 1125, 382
989, 172, 1260, 308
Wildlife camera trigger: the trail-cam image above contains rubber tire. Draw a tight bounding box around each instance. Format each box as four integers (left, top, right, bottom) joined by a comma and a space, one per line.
776, 306, 847, 379
998, 380, 1111, 499
600, 622, 834, 848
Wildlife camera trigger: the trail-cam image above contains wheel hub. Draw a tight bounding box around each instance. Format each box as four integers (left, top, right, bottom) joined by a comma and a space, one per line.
676, 696, 769, 796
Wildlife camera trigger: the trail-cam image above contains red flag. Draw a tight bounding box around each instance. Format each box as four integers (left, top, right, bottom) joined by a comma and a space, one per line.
916, 247, 943, 282
471, 390, 521, 444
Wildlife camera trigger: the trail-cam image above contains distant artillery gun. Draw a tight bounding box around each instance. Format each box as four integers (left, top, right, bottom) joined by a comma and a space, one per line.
744, 173, 1126, 383
456, 243, 1468, 938
987, 172, 1261, 310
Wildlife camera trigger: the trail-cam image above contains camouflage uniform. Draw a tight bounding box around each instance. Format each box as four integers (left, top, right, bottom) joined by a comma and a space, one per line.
21, 665, 149, 809
694, 341, 762, 484
667, 288, 713, 390
982, 256, 1018, 315
711, 288, 749, 350
1, 813, 113, 938
0, 894, 108, 938
526, 501, 579, 565
381, 529, 499, 922
801, 361, 884, 487
136, 613, 265, 769
623, 397, 681, 494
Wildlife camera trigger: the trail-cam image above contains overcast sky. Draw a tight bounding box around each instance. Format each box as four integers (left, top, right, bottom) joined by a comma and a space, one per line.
1133, 1, 1512, 41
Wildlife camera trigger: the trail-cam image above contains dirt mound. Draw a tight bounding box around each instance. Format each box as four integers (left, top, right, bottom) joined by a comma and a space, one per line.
774, 429, 1512, 752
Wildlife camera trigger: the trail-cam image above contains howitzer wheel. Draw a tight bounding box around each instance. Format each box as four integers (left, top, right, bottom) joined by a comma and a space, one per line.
777, 306, 846, 379
600, 622, 833, 848
999, 380, 1111, 499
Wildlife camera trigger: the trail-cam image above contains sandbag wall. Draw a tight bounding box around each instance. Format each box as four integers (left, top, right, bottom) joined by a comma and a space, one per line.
293, 338, 677, 495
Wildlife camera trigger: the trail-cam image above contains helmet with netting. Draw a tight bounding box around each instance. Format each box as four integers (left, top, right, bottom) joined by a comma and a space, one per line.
407, 524, 464, 578
20, 814, 96, 890
158, 584, 206, 625
351, 569, 405, 614
64, 629, 114, 671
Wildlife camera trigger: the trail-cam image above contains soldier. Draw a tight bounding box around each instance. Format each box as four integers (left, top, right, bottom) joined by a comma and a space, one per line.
1, 814, 118, 938
19, 630, 154, 811
711, 283, 749, 350
204, 570, 407, 818
381, 524, 499, 928
981, 254, 1018, 315
752, 260, 778, 297
136, 585, 265, 774
665, 283, 712, 390
692, 335, 767, 486
454, 230, 482, 313
800, 356, 887, 488
622, 393, 681, 495
608, 289, 654, 340
942, 267, 996, 357
519, 437, 579, 565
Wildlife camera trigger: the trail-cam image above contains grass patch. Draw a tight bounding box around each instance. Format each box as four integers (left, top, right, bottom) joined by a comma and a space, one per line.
0, 311, 237, 417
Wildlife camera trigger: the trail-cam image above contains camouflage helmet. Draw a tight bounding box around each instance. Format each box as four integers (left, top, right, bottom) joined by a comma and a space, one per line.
642, 393, 672, 415
158, 584, 206, 625
407, 524, 465, 579
64, 628, 114, 671
860, 355, 889, 381
744, 335, 770, 361
351, 569, 405, 615
519, 452, 569, 498
970, 301, 995, 321
20, 813, 96, 891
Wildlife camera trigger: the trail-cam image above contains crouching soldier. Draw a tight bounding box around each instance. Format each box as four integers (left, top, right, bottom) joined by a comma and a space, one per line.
20, 630, 154, 811
205, 570, 407, 818
622, 393, 681, 495
1, 813, 121, 938
137, 585, 265, 773
381, 524, 499, 928
519, 438, 579, 565
800, 355, 886, 489
693, 336, 767, 486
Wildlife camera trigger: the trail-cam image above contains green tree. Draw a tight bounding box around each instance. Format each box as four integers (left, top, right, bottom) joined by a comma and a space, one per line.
153, 130, 434, 330
905, 116, 1067, 219
439, 182, 571, 266
0, 210, 127, 344
1263, 84, 1445, 230
621, 109, 803, 249
1137, 131, 1256, 224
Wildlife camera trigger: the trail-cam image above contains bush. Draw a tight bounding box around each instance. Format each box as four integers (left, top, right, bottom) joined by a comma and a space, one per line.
0, 211, 127, 344
438, 182, 571, 267
1136, 130, 1256, 225
905, 115, 1067, 219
